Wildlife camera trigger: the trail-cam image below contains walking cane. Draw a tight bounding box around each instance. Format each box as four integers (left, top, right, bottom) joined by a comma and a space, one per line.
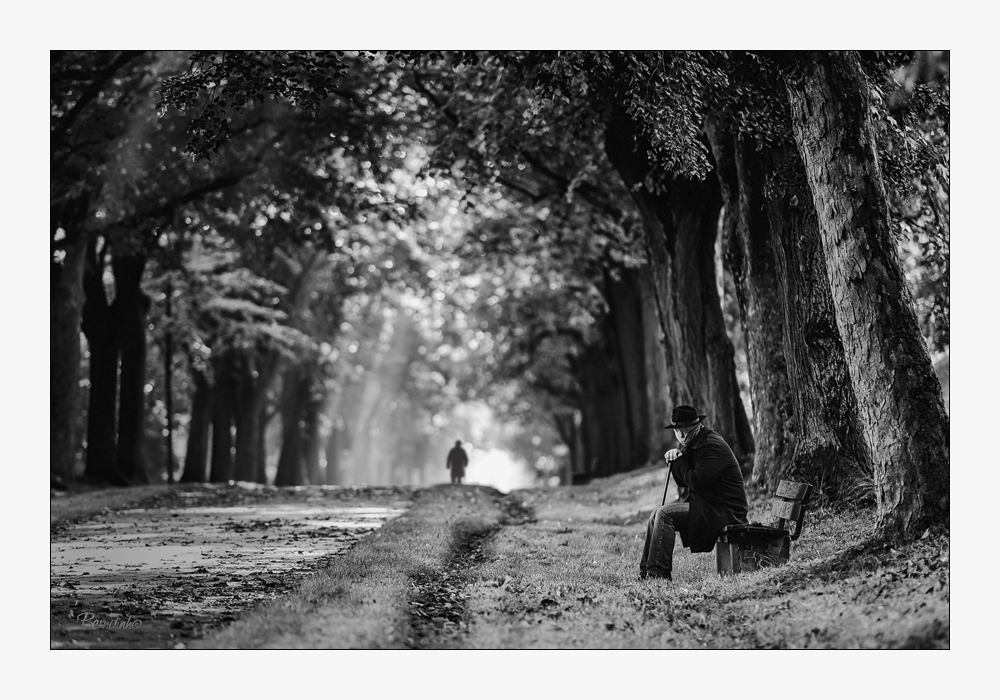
660, 464, 673, 507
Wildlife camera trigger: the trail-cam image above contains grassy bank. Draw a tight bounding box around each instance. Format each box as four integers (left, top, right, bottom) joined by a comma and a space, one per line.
195, 467, 949, 649
50, 483, 173, 529
196, 485, 508, 648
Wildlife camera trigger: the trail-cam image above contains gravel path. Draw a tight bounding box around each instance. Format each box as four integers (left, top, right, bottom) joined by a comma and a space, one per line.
50, 484, 412, 649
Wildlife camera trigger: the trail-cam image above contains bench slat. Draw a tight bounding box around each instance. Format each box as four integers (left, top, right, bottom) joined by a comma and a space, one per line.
775, 480, 811, 501
717, 480, 814, 576
771, 499, 802, 523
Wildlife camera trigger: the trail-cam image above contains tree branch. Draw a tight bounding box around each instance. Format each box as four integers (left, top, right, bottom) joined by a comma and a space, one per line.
51, 51, 146, 152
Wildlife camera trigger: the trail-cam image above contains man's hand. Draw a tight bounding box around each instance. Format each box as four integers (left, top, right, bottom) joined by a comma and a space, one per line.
664, 448, 682, 463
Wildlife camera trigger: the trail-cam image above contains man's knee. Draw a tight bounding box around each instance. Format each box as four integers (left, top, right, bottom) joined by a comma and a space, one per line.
652, 506, 672, 526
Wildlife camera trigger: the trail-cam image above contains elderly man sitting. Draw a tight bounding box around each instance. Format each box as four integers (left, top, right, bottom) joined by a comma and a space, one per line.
639, 405, 749, 581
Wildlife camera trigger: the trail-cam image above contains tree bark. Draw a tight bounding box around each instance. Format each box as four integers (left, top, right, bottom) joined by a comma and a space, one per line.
637, 266, 671, 461
604, 108, 755, 468
81, 239, 119, 483
303, 396, 323, 486
232, 354, 262, 483
603, 265, 654, 468
231, 350, 279, 483
209, 360, 235, 483
181, 370, 212, 483
112, 253, 150, 483
275, 366, 308, 487
575, 340, 633, 479
707, 124, 795, 489
763, 146, 872, 501
784, 51, 949, 537
324, 419, 341, 485
50, 230, 88, 483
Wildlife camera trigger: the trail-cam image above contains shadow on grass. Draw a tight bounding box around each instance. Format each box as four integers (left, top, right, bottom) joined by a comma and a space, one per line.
717, 520, 950, 603
403, 487, 537, 648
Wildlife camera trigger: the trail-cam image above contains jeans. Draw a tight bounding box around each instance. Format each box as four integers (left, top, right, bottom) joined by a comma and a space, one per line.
639, 503, 690, 579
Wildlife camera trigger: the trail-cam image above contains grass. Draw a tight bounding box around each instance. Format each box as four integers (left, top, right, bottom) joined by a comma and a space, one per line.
50, 483, 174, 529
192, 465, 949, 649
195, 485, 507, 648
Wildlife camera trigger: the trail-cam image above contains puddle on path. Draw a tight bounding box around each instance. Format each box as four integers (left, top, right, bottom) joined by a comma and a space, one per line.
51, 486, 411, 649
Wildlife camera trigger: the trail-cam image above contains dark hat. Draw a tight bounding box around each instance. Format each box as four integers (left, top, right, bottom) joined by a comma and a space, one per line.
664, 405, 707, 430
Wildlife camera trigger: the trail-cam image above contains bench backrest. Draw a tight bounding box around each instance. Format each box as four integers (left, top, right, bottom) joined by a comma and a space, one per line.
770, 480, 813, 541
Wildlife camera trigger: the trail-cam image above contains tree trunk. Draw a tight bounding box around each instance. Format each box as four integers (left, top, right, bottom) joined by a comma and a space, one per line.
763, 146, 873, 501
210, 356, 235, 483
707, 124, 794, 488
324, 420, 341, 485
275, 366, 308, 487
553, 410, 583, 486
784, 51, 949, 538
603, 265, 656, 469
112, 252, 150, 484
50, 231, 88, 484
303, 397, 323, 486
637, 266, 671, 461
576, 339, 633, 479
163, 281, 175, 483
231, 350, 278, 484
604, 108, 755, 468
81, 239, 119, 483
232, 355, 262, 483
255, 401, 269, 484
181, 370, 212, 483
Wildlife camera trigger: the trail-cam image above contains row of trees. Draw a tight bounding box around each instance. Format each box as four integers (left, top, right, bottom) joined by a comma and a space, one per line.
51, 51, 948, 541
52, 51, 464, 489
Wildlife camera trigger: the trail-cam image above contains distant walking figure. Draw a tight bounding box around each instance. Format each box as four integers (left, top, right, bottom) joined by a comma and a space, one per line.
447, 440, 469, 485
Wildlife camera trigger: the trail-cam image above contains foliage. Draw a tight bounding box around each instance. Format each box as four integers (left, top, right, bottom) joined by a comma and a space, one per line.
875, 58, 950, 354
60, 50, 951, 486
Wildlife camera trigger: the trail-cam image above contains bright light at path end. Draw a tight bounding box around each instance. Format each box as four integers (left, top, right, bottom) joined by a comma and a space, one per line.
463, 447, 537, 493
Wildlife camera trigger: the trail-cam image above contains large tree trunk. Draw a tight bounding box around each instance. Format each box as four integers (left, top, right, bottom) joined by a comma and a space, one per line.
708, 124, 794, 489
604, 108, 755, 468
603, 265, 654, 468
112, 253, 150, 483
81, 239, 119, 483
181, 370, 212, 483
575, 339, 633, 479
50, 231, 88, 484
637, 266, 671, 461
784, 51, 949, 538
763, 146, 873, 501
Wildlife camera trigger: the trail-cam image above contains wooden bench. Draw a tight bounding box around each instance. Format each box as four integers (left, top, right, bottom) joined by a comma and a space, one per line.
716, 480, 813, 576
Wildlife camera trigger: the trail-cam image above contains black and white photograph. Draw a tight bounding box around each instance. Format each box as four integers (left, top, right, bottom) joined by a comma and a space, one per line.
39, 25, 971, 690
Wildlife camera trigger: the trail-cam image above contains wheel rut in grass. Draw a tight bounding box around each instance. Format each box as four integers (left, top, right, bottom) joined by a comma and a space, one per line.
404, 490, 533, 649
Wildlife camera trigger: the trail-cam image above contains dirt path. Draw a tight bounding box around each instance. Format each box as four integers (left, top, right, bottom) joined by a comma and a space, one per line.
50, 484, 412, 649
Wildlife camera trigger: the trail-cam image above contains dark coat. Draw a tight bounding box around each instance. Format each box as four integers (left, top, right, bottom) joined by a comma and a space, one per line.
669, 427, 748, 553
447, 446, 468, 476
